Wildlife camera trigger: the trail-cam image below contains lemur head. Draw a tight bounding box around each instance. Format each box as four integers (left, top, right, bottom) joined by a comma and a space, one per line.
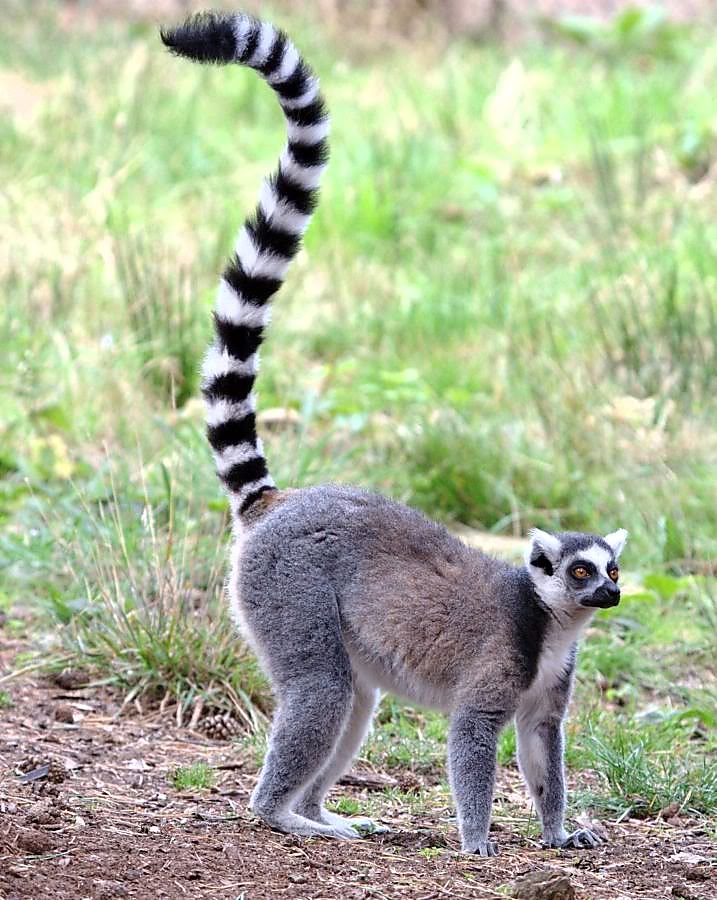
525, 528, 628, 612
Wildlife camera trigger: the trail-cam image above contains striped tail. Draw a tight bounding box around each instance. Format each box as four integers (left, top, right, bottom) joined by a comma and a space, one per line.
161, 11, 329, 519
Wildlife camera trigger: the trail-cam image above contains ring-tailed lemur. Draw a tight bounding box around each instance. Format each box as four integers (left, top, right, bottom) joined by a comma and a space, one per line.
161, 11, 628, 856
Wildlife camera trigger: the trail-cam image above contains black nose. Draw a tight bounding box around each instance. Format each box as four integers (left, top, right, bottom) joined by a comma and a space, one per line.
582, 582, 620, 609
597, 582, 620, 606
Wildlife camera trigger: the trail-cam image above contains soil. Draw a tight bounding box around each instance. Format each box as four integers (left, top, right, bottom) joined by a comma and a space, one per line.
1, 641, 715, 900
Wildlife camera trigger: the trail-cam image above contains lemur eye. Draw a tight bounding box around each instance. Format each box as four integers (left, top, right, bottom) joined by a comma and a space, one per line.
609, 568, 619, 582
572, 566, 589, 579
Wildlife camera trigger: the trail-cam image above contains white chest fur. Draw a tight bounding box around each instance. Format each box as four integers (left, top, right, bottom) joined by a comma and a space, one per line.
517, 614, 590, 721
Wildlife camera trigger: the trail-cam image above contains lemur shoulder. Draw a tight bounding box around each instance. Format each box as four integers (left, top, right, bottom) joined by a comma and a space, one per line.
161, 11, 627, 856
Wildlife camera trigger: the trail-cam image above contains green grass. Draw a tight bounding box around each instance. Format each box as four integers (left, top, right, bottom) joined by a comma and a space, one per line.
170, 762, 215, 792
416, 847, 445, 860
365, 699, 448, 774
0, 1, 715, 819
13, 459, 272, 727
327, 796, 363, 817
574, 718, 717, 818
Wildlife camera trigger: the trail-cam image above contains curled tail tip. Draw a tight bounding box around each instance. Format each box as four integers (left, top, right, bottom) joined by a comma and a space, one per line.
160, 10, 249, 64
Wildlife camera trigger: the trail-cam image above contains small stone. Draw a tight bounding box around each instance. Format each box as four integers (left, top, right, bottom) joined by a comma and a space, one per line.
660, 801, 681, 818
15, 828, 58, 855
54, 704, 75, 724
52, 668, 90, 690
509, 869, 576, 900
670, 852, 711, 865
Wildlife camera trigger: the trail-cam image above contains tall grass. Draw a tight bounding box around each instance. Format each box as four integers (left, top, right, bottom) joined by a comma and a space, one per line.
115, 232, 209, 408
582, 724, 717, 817
3, 3, 717, 557
38, 458, 270, 728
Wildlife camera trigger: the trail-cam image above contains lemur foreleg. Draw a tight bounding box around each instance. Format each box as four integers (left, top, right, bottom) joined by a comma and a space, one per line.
448, 706, 512, 856
516, 667, 603, 850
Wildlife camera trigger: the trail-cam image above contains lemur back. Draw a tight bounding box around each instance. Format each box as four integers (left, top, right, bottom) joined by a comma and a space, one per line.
162, 10, 627, 855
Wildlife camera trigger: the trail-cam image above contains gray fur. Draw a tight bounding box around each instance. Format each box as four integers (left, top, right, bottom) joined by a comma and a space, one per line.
231, 485, 627, 853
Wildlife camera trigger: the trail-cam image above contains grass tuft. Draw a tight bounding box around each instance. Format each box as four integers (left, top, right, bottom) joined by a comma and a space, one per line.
170, 762, 215, 792
583, 724, 717, 817
116, 233, 210, 408
37, 459, 270, 730
0, 691, 14, 709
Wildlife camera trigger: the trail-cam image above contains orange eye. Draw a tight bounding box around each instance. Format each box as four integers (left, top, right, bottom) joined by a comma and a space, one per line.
609, 568, 619, 582
572, 566, 589, 579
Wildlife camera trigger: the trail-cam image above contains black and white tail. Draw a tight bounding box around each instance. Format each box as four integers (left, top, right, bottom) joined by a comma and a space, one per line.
161, 11, 329, 519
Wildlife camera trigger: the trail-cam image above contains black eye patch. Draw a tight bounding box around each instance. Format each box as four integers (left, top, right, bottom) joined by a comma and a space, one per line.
530, 552, 554, 576
569, 560, 596, 580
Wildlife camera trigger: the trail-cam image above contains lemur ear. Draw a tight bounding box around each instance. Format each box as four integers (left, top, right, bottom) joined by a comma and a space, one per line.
604, 528, 628, 558
525, 528, 562, 576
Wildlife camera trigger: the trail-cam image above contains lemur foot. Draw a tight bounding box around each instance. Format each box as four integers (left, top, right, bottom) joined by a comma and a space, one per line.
542, 828, 603, 849
463, 840, 499, 857
251, 808, 362, 841
321, 810, 390, 835
297, 805, 389, 835
560, 828, 603, 849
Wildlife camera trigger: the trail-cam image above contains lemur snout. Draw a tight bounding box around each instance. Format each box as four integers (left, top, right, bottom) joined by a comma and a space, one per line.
582, 581, 620, 609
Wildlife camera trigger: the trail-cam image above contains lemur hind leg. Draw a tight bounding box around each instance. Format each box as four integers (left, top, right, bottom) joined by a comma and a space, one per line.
250, 675, 359, 839
295, 682, 387, 834
246, 577, 360, 840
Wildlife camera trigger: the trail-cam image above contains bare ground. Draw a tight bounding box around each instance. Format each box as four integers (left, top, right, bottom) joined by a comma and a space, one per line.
0, 641, 715, 900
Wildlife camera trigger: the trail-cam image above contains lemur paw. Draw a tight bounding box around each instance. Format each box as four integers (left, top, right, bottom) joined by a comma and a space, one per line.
561, 827, 603, 849
542, 828, 603, 849
321, 810, 390, 835
251, 808, 362, 841
349, 818, 390, 835
325, 821, 366, 840
463, 840, 499, 856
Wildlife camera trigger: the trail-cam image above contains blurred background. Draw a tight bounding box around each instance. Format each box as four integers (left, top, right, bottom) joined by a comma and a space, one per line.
4, 0, 717, 558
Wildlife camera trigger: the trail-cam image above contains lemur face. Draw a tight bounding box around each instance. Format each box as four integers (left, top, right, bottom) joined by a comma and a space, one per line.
525, 528, 628, 611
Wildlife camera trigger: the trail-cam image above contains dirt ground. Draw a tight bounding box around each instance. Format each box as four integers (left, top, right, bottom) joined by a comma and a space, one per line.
0, 640, 715, 900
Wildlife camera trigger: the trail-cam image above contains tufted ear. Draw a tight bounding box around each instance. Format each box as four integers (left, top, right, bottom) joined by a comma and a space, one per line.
525, 528, 562, 576
604, 528, 628, 559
